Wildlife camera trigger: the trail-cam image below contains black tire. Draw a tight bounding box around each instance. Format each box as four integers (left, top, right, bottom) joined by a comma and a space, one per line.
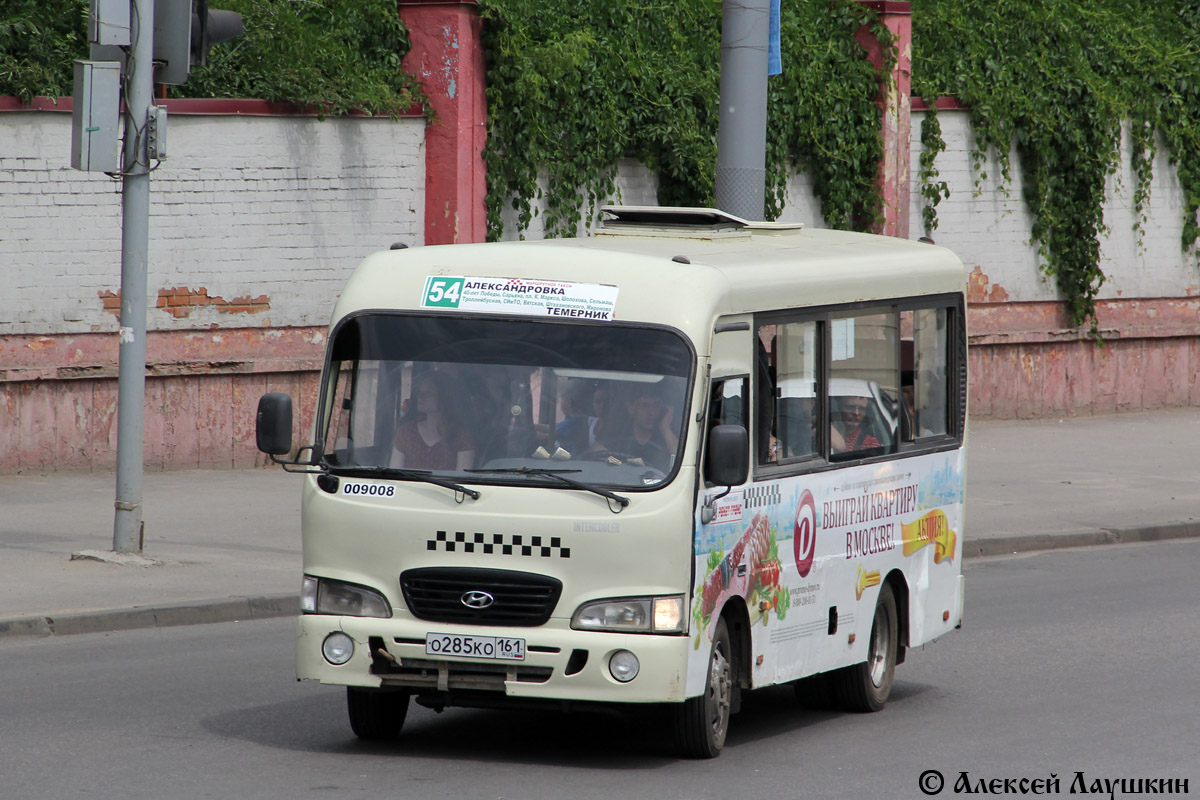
833, 585, 898, 712
347, 687, 410, 739
673, 617, 733, 758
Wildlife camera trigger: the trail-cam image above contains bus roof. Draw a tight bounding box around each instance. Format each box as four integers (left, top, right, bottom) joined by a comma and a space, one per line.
333, 208, 967, 347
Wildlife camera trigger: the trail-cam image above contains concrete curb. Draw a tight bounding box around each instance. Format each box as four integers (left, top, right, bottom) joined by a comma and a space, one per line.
0, 594, 298, 641
3, 523, 1199, 643
965, 520, 1200, 558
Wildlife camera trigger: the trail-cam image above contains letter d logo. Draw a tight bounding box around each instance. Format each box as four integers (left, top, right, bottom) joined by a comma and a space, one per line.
794, 489, 817, 578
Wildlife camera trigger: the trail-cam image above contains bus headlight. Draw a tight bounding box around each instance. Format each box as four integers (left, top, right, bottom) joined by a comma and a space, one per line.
322, 632, 355, 665
609, 650, 640, 682
301, 575, 392, 618
571, 595, 685, 634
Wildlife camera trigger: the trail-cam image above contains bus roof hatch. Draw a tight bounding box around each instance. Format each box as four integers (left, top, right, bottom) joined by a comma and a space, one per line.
597, 206, 805, 240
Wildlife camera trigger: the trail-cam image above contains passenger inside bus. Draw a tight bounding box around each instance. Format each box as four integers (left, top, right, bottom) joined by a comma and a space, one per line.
390, 371, 476, 470
594, 383, 677, 471
554, 379, 594, 457
832, 394, 881, 453
587, 382, 611, 449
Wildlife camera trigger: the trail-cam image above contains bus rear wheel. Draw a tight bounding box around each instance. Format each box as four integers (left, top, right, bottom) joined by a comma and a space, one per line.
833, 585, 898, 712
673, 616, 733, 758
347, 686, 410, 739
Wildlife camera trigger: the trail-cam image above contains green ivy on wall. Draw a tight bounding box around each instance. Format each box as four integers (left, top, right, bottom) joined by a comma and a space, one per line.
478, 0, 891, 240
916, 104, 949, 238
0, 0, 423, 118
913, 0, 1200, 331
766, 2, 893, 229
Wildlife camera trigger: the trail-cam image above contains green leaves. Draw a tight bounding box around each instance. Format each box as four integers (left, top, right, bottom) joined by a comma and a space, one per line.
918, 106, 950, 237
766, 0, 887, 230
0, 0, 87, 102
481, 0, 718, 238
0, 0, 423, 118
481, 0, 890, 240
181, 0, 423, 118
913, 0, 1200, 331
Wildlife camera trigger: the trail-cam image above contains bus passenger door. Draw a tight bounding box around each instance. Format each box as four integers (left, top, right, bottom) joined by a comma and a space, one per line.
691, 375, 751, 661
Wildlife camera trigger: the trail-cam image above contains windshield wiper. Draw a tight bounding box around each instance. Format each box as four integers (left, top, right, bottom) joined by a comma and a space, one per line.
467, 467, 629, 509
333, 465, 480, 500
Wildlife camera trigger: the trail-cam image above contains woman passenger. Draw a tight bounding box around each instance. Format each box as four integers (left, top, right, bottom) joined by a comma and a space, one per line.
390, 371, 475, 470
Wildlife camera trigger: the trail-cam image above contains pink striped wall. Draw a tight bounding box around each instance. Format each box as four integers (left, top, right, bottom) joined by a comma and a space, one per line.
0, 328, 322, 473
967, 298, 1200, 419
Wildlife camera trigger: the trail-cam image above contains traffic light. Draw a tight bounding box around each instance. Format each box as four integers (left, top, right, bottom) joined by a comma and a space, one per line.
191, 1, 245, 68
154, 0, 244, 85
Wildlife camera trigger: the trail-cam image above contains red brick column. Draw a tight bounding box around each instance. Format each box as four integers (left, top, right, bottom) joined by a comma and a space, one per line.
855, 0, 912, 239
399, 0, 488, 245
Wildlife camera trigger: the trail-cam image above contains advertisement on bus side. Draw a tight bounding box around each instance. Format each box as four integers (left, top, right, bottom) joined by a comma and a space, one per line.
691, 449, 965, 688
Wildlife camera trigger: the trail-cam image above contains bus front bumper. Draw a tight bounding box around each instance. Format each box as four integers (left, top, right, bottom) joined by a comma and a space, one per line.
296, 614, 694, 705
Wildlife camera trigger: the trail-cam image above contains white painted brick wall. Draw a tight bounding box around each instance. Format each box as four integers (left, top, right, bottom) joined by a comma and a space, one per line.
496, 158, 661, 241
6, 106, 1195, 338
910, 109, 1200, 301
0, 112, 425, 335
498, 157, 826, 240
775, 162, 826, 228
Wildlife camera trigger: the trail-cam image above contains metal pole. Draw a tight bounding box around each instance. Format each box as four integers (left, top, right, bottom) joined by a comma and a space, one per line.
113, 0, 154, 553
715, 0, 770, 221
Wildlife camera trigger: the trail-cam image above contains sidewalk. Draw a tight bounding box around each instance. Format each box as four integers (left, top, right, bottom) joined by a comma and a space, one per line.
2, 408, 1198, 639
964, 407, 1200, 553
0, 469, 301, 637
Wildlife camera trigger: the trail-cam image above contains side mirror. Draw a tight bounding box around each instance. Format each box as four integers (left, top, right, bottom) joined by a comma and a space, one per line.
705, 424, 748, 487
256, 393, 293, 456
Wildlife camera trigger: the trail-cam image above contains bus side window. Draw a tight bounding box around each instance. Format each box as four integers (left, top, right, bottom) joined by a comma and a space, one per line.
774, 320, 820, 461
754, 327, 777, 464
900, 306, 950, 440
709, 377, 748, 430
914, 307, 949, 437
829, 308, 899, 457
707, 377, 748, 486
756, 319, 820, 465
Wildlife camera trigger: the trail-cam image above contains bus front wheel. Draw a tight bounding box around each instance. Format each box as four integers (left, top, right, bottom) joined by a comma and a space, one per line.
834, 584, 898, 712
347, 686, 410, 739
673, 616, 733, 758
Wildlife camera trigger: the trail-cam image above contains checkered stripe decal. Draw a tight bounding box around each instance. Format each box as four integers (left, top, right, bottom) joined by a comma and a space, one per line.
427, 530, 571, 558
743, 484, 781, 509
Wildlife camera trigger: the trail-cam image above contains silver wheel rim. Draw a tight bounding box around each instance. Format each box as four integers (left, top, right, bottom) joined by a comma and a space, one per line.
868, 603, 890, 688
707, 642, 732, 742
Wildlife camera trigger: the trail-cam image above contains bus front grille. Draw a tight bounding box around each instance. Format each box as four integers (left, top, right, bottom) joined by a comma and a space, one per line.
400, 567, 562, 626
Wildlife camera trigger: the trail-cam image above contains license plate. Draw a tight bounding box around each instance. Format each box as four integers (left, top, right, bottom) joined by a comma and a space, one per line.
425, 632, 526, 661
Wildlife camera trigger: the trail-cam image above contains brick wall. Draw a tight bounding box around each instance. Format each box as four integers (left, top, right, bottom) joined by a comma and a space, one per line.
5, 97, 1199, 474
908, 109, 1198, 302
495, 158, 826, 239
0, 101, 424, 472
495, 159, 662, 240
910, 107, 1200, 419
1, 103, 425, 335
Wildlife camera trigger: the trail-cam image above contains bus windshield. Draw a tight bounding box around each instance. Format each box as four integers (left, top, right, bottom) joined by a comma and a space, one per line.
319, 313, 694, 490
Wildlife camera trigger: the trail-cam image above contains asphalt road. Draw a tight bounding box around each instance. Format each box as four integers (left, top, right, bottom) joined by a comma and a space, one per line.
2, 539, 1196, 800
